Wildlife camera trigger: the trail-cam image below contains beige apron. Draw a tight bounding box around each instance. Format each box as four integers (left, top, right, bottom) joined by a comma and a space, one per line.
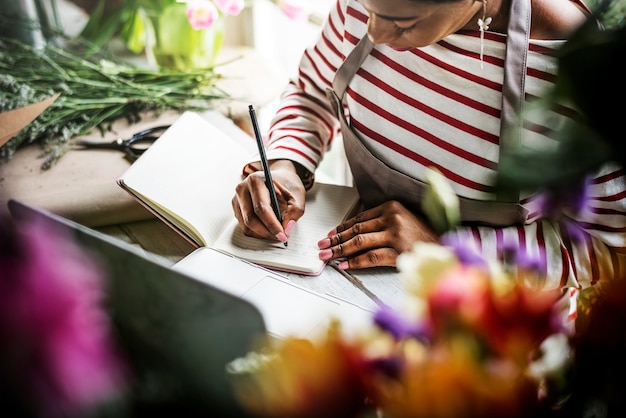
325, 0, 532, 227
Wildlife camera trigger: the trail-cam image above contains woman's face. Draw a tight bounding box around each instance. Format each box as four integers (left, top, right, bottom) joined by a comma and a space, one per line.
357, 0, 482, 49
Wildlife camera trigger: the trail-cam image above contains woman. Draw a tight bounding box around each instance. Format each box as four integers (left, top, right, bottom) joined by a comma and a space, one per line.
232, 0, 626, 290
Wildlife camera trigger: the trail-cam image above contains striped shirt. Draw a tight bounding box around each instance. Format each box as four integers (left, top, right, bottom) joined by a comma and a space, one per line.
259, 0, 626, 290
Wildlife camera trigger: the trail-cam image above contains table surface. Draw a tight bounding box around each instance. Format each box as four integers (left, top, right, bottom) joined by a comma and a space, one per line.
96, 217, 406, 313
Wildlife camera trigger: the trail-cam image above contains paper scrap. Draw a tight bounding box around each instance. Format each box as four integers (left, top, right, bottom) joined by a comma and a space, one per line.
0, 93, 61, 147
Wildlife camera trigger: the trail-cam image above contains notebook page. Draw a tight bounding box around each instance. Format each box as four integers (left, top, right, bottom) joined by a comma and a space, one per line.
118, 111, 254, 246
213, 182, 359, 275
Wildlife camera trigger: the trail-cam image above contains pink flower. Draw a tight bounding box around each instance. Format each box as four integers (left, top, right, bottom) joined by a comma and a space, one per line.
0, 215, 127, 417
274, 0, 309, 21
213, 0, 245, 16
186, 0, 220, 30
426, 264, 561, 362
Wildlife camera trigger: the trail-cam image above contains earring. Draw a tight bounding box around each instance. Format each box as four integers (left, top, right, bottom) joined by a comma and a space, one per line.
477, 0, 492, 68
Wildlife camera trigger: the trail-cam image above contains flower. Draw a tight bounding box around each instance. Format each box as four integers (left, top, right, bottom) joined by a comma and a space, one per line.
0, 214, 127, 417
229, 324, 369, 418
185, 0, 220, 30
184, 0, 245, 30
213, 0, 246, 16
272, 0, 310, 21
229, 242, 570, 418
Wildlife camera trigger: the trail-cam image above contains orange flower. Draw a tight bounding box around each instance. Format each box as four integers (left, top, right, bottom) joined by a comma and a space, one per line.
369, 341, 539, 418
232, 326, 369, 418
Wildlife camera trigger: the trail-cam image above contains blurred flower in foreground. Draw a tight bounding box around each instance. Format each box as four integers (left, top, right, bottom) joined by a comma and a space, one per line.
0, 215, 127, 417
230, 242, 570, 418
563, 275, 626, 417
229, 323, 369, 418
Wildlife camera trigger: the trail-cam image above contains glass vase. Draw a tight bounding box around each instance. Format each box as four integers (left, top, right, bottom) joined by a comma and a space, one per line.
142, 3, 223, 71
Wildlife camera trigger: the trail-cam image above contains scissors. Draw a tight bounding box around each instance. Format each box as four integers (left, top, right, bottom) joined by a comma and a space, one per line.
74, 125, 171, 160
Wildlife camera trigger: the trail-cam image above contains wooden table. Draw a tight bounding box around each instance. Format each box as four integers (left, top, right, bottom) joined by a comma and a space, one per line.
94, 210, 405, 313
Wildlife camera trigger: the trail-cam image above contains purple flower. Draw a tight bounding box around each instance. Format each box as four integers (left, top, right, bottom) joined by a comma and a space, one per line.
534, 176, 592, 218
373, 306, 430, 342
500, 243, 545, 274
0, 216, 127, 417
441, 233, 488, 268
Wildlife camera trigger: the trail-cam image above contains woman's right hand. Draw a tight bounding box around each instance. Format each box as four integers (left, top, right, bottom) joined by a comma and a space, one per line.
231, 159, 307, 243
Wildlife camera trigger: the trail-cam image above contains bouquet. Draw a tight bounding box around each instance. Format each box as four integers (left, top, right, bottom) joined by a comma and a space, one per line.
228, 240, 575, 418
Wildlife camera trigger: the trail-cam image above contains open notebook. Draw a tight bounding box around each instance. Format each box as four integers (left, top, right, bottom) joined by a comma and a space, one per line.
117, 111, 360, 275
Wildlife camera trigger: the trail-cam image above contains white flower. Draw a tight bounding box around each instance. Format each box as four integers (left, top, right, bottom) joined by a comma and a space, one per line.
397, 242, 459, 298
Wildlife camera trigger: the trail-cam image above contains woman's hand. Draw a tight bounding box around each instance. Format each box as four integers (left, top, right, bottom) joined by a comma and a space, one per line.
232, 159, 306, 243
317, 200, 438, 270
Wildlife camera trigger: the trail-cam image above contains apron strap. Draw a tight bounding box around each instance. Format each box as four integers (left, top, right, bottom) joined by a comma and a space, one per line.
498, 0, 531, 202
332, 34, 374, 98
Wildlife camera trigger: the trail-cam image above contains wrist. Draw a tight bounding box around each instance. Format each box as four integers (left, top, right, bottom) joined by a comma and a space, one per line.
269, 159, 315, 190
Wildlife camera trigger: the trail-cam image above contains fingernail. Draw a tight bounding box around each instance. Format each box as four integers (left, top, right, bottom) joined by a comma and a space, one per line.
317, 237, 331, 249
337, 261, 349, 270
276, 232, 288, 243
285, 220, 296, 237
318, 249, 332, 260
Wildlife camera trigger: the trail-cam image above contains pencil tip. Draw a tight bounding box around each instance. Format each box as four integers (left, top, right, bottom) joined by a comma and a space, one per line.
284, 242, 288, 248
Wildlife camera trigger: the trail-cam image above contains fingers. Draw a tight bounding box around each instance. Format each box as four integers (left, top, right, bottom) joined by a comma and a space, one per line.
335, 248, 400, 270
317, 200, 438, 270
317, 225, 399, 269
232, 167, 306, 242
232, 172, 284, 240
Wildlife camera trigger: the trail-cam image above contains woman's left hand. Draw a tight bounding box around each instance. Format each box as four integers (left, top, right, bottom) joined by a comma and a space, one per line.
317, 200, 438, 270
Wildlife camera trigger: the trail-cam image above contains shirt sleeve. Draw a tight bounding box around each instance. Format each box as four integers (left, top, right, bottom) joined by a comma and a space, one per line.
255, 0, 348, 177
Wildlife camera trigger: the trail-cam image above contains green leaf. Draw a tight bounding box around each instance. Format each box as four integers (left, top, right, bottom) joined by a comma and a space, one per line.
120, 9, 146, 54
79, 0, 131, 50
0, 37, 229, 170
496, 121, 613, 191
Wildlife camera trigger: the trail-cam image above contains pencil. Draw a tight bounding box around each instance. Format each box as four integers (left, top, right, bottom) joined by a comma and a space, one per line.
248, 105, 288, 247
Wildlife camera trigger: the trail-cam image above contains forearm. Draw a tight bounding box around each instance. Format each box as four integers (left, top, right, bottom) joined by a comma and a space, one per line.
264, 83, 340, 176
262, 1, 347, 175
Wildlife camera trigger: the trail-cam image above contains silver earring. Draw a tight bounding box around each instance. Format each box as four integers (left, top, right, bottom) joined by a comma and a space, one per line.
477, 0, 492, 68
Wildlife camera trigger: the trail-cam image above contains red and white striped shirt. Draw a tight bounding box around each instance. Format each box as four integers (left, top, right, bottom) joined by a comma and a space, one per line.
260, 0, 626, 290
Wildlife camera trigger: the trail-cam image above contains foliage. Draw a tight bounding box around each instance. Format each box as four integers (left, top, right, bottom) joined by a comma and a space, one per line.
0, 37, 229, 170
588, 0, 626, 28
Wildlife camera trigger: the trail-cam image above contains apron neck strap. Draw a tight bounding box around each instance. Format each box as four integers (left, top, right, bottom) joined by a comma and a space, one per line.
332, 34, 373, 97
498, 0, 531, 202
